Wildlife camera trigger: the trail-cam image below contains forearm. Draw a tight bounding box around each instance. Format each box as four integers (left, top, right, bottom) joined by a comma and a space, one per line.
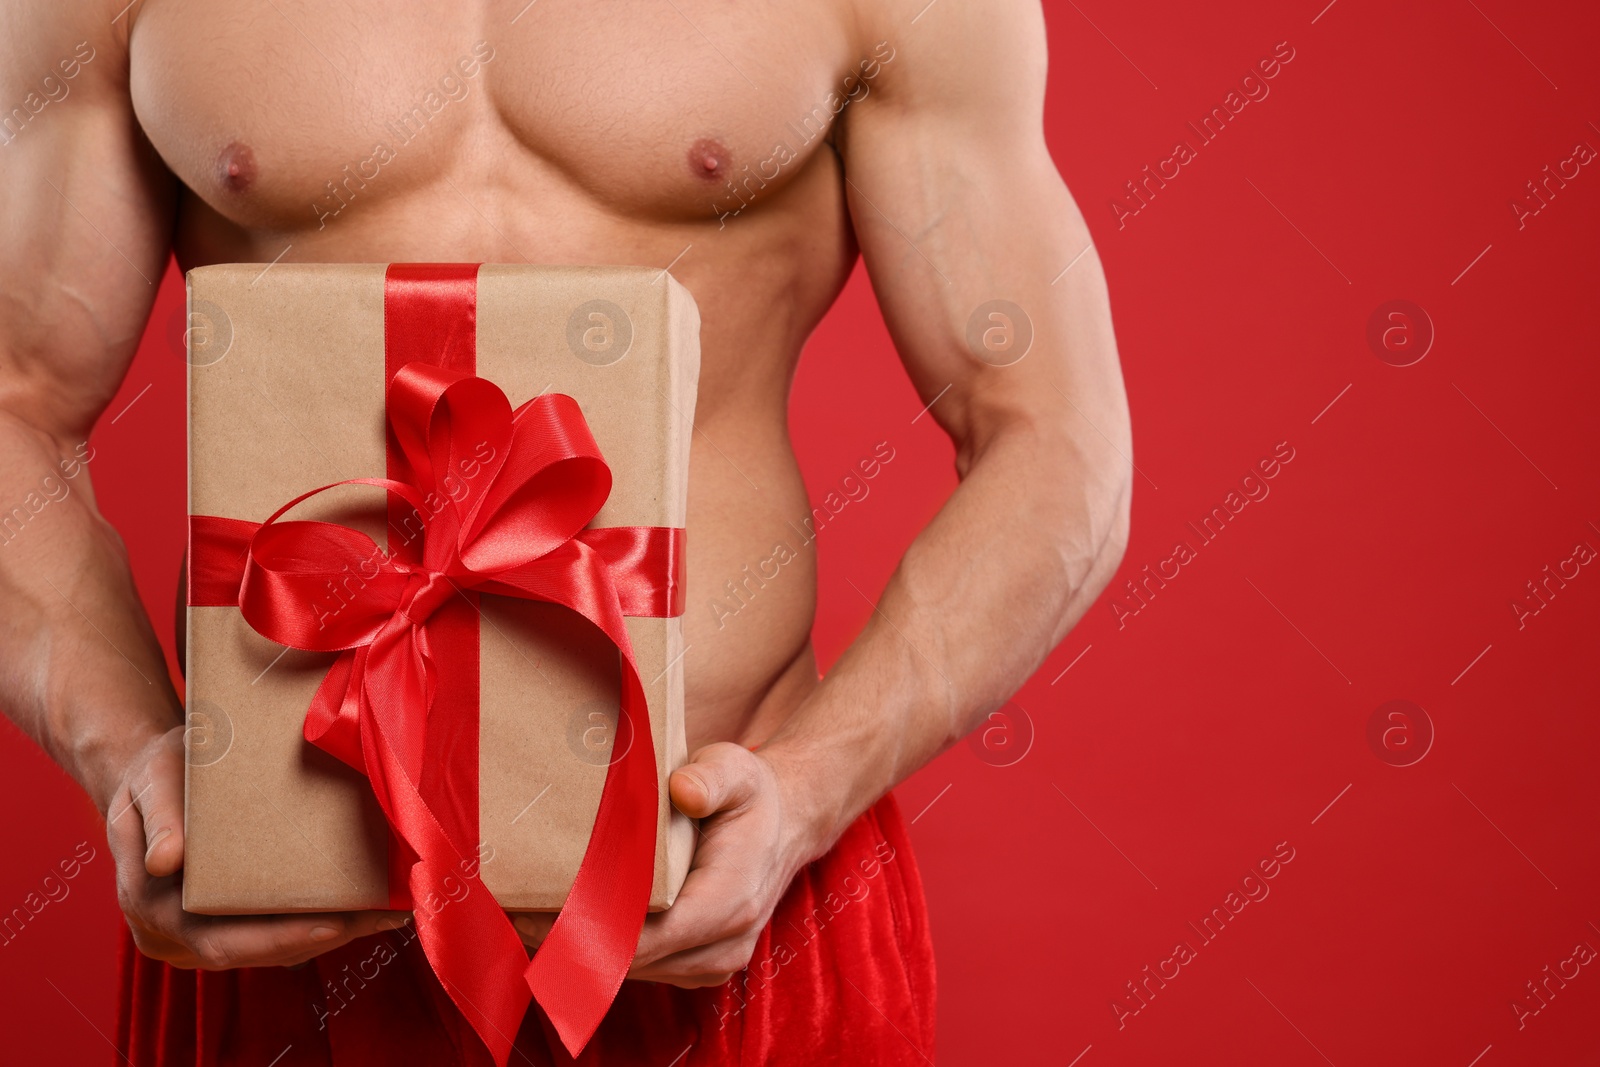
761, 395, 1130, 857
0, 412, 182, 813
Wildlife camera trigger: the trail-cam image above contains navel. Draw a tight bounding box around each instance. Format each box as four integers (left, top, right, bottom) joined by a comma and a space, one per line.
688, 137, 731, 182
215, 141, 257, 193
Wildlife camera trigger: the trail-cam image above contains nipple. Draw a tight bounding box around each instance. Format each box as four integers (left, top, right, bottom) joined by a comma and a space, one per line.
688, 137, 731, 182
215, 141, 257, 193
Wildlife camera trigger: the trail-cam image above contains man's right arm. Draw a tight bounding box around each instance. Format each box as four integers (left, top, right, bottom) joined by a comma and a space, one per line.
1, 0, 401, 968
0, 1, 179, 814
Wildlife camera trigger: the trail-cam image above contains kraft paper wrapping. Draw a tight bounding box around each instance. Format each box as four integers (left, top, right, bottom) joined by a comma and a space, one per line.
182, 264, 698, 914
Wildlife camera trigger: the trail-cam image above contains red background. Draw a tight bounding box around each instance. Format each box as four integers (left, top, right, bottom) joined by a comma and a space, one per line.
4, 1, 1598, 1063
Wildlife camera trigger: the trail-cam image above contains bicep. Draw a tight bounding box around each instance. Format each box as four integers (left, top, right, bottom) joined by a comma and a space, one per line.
0, 1, 175, 442
837, 0, 1122, 461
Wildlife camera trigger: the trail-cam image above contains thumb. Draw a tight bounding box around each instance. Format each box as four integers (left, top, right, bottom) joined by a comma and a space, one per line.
669, 742, 760, 820
118, 727, 187, 878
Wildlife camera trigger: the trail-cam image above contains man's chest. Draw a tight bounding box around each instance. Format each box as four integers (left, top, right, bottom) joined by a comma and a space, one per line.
127, 0, 877, 234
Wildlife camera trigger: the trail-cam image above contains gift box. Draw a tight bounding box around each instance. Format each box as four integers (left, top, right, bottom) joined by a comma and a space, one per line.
180, 263, 699, 1058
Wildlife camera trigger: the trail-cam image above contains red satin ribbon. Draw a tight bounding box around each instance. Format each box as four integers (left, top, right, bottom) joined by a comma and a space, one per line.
187, 265, 680, 1063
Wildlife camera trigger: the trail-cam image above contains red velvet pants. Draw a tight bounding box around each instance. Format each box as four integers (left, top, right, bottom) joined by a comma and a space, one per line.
117, 795, 936, 1065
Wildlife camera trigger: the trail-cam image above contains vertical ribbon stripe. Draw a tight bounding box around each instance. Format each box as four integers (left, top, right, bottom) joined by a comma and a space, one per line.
382, 266, 483, 910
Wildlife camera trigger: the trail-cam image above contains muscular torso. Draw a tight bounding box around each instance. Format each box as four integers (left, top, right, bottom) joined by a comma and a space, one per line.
126, 0, 876, 747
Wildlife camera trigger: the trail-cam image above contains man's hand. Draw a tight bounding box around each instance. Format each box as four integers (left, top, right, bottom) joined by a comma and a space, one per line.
513, 742, 809, 987
106, 726, 406, 970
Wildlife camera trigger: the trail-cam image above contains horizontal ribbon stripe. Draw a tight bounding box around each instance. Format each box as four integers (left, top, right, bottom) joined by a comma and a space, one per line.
189, 519, 683, 619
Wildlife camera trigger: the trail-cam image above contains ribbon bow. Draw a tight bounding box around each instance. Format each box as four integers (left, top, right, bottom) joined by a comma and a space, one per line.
193, 360, 671, 1062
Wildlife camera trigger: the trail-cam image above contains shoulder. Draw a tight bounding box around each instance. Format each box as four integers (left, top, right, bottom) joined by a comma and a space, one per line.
831, 0, 1048, 158
841, 0, 1046, 96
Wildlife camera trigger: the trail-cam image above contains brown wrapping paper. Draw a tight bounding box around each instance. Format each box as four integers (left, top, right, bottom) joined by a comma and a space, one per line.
181, 264, 699, 914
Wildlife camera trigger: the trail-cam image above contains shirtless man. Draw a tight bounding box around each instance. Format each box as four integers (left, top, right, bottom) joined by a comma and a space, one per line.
0, 0, 1130, 1060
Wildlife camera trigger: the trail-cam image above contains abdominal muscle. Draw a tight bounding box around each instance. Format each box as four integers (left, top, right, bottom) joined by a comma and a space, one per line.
676, 406, 825, 751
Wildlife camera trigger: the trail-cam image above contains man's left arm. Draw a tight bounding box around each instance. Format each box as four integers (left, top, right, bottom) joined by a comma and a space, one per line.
761, 0, 1134, 841
521, 0, 1133, 985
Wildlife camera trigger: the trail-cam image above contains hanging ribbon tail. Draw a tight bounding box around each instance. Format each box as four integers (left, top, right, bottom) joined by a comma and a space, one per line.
355, 669, 531, 1067
524, 662, 656, 1057
485, 542, 659, 1056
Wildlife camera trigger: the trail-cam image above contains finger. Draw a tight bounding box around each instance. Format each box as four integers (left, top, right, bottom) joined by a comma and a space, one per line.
116, 728, 186, 878
514, 853, 757, 967
270, 911, 418, 970
105, 754, 176, 939
121, 863, 410, 970
286, 910, 415, 968
636, 968, 736, 990
669, 742, 761, 820
630, 933, 755, 987
511, 912, 554, 948
171, 909, 413, 971
631, 859, 758, 970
